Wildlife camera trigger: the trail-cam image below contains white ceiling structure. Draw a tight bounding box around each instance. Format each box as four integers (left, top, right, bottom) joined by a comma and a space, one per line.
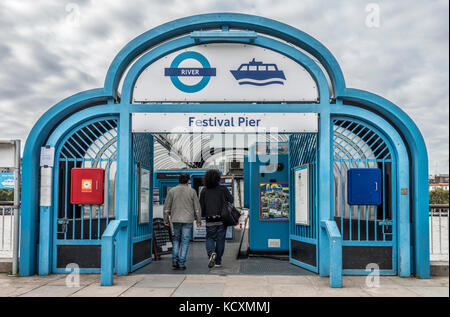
152, 133, 289, 170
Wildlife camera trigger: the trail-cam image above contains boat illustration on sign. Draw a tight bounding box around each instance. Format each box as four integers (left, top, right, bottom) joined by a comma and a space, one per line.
230, 58, 286, 86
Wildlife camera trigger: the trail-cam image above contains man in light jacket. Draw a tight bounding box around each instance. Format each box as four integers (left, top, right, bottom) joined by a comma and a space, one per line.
164, 173, 202, 270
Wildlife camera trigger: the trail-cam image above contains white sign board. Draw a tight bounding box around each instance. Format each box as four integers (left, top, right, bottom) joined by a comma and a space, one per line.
133, 44, 318, 102
40, 146, 55, 167
193, 220, 233, 240
132, 113, 318, 133
0, 142, 15, 167
40, 167, 52, 207
295, 164, 310, 226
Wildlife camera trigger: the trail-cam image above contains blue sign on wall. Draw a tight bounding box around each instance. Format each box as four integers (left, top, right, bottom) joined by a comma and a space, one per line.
0, 173, 14, 189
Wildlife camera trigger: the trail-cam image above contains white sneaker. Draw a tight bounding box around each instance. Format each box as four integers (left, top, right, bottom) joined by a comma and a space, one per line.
208, 253, 216, 268
214, 264, 222, 268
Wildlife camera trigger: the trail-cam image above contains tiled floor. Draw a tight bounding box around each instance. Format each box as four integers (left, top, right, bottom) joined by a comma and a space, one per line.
1, 273, 448, 297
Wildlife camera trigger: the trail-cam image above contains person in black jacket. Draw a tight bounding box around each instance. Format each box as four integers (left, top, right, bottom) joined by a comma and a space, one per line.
199, 169, 233, 268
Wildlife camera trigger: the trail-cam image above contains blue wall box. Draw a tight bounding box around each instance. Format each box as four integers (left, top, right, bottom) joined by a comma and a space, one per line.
347, 168, 382, 205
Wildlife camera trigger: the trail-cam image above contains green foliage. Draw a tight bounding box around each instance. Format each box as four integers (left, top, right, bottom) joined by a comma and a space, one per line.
429, 188, 449, 204
0, 189, 14, 202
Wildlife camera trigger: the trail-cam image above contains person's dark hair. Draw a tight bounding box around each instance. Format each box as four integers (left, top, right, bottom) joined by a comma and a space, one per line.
203, 169, 221, 189
179, 173, 190, 184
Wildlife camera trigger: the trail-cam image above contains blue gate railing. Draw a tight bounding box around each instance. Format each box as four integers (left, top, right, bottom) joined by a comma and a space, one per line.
53, 117, 118, 273
332, 118, 397, 274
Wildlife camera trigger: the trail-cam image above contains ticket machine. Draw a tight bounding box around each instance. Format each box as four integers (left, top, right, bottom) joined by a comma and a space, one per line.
247, 143, 289, 252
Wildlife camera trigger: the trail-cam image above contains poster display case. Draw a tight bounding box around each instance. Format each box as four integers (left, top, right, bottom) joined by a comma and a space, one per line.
259, 182, 289, 221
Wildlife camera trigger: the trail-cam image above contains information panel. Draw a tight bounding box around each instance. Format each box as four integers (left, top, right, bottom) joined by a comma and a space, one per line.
132, 113, 318, 133
259, 183, 289, 220
295, 164, 310, 226
138, 165, 151, 224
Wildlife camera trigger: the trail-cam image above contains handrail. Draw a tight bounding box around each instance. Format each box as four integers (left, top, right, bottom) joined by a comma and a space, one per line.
321, 220, 343, 288
100, 219, 128, 286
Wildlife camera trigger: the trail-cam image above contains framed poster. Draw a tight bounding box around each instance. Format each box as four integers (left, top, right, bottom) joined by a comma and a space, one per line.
259, 182, 289, 221
138, 164, 151, 224
295, 164, 310, 226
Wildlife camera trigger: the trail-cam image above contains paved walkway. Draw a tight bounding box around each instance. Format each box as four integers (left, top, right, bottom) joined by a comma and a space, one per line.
0, 273, 448, 297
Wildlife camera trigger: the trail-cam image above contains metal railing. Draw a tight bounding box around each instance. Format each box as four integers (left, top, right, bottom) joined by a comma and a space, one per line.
429, 204, 449, 261
0, 203, 15, 258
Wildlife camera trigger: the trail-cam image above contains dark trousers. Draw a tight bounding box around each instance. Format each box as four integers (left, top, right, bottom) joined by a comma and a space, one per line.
205, 224, 227, 265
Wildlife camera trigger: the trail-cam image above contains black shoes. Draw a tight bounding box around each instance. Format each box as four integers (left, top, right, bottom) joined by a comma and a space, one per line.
208, 253, 217, 268
173, 262, 186, 270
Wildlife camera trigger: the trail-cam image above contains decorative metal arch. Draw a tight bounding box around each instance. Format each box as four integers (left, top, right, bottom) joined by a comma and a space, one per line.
54, 117, 118, 243
19, 13, 429, 279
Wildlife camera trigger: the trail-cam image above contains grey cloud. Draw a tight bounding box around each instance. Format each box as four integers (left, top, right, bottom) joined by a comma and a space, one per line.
0, 0, 447, 174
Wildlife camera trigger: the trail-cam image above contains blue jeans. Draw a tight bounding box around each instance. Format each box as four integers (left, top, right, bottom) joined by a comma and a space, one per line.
172, 222, 193, 267
206, 225, 227, 265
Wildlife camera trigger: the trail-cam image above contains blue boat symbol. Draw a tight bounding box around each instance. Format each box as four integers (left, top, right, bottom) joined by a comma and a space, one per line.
230, 58, 286, 86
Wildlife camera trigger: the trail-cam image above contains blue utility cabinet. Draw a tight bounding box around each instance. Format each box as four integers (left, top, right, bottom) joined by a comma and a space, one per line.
347, 168, 382, 205
248, 143, 289, 252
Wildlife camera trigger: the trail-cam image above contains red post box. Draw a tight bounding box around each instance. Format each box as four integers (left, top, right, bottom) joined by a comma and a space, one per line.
70, 168, 105, 205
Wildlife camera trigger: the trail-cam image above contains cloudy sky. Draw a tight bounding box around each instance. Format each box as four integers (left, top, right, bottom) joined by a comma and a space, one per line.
0, 0, 448, 174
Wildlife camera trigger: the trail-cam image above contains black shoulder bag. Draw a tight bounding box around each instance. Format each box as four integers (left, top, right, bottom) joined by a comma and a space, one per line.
220, 187, 241, 227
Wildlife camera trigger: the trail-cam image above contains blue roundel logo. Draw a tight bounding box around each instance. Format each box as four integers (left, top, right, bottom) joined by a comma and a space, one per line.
164, 51, 216, 93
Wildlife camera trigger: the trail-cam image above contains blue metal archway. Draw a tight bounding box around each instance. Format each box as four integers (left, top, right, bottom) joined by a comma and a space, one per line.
19, 13, 430, 286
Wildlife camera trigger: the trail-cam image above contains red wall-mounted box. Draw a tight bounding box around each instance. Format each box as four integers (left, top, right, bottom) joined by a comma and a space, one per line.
70, 168, 105, 205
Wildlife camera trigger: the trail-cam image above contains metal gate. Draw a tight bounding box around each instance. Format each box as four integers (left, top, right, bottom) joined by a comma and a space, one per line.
130, 133, 154, 271
53, 117, 118, 273
288, 133, 319, 272
332, 117, 397, 274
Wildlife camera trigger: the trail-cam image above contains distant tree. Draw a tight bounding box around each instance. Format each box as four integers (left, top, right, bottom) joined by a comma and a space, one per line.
429, 188, 449, 204
0, 189, 14, 202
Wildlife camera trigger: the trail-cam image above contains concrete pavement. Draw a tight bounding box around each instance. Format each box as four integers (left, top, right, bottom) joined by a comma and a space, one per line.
0, 273, 448, 297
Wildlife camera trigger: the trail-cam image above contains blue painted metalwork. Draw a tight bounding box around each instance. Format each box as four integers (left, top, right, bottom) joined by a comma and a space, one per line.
104, 13, 345, 100
321, 220, 342, 288
332, 117, 398, 275
20, 90, 112, 276
120, 34, 329, 104
101, 219, 128, 286
248, 142, 290, 252
243, 155, 250, 208
288, 134, 319, 272
331, 106, 411, 277
130, 133, 154, 271
18, 13, 429, 285
337, 89, 429, 278
51, 116, 118, 274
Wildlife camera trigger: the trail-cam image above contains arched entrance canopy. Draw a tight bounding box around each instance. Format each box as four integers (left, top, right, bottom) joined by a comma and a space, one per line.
104, 13, 346, 100
19, 13, 430, 281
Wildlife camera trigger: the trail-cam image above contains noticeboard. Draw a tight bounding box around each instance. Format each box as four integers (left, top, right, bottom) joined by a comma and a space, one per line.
138, 165, 151, 224
259, 182, 289, 221
294, 164, 310, 226
152, 218, 173, 259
